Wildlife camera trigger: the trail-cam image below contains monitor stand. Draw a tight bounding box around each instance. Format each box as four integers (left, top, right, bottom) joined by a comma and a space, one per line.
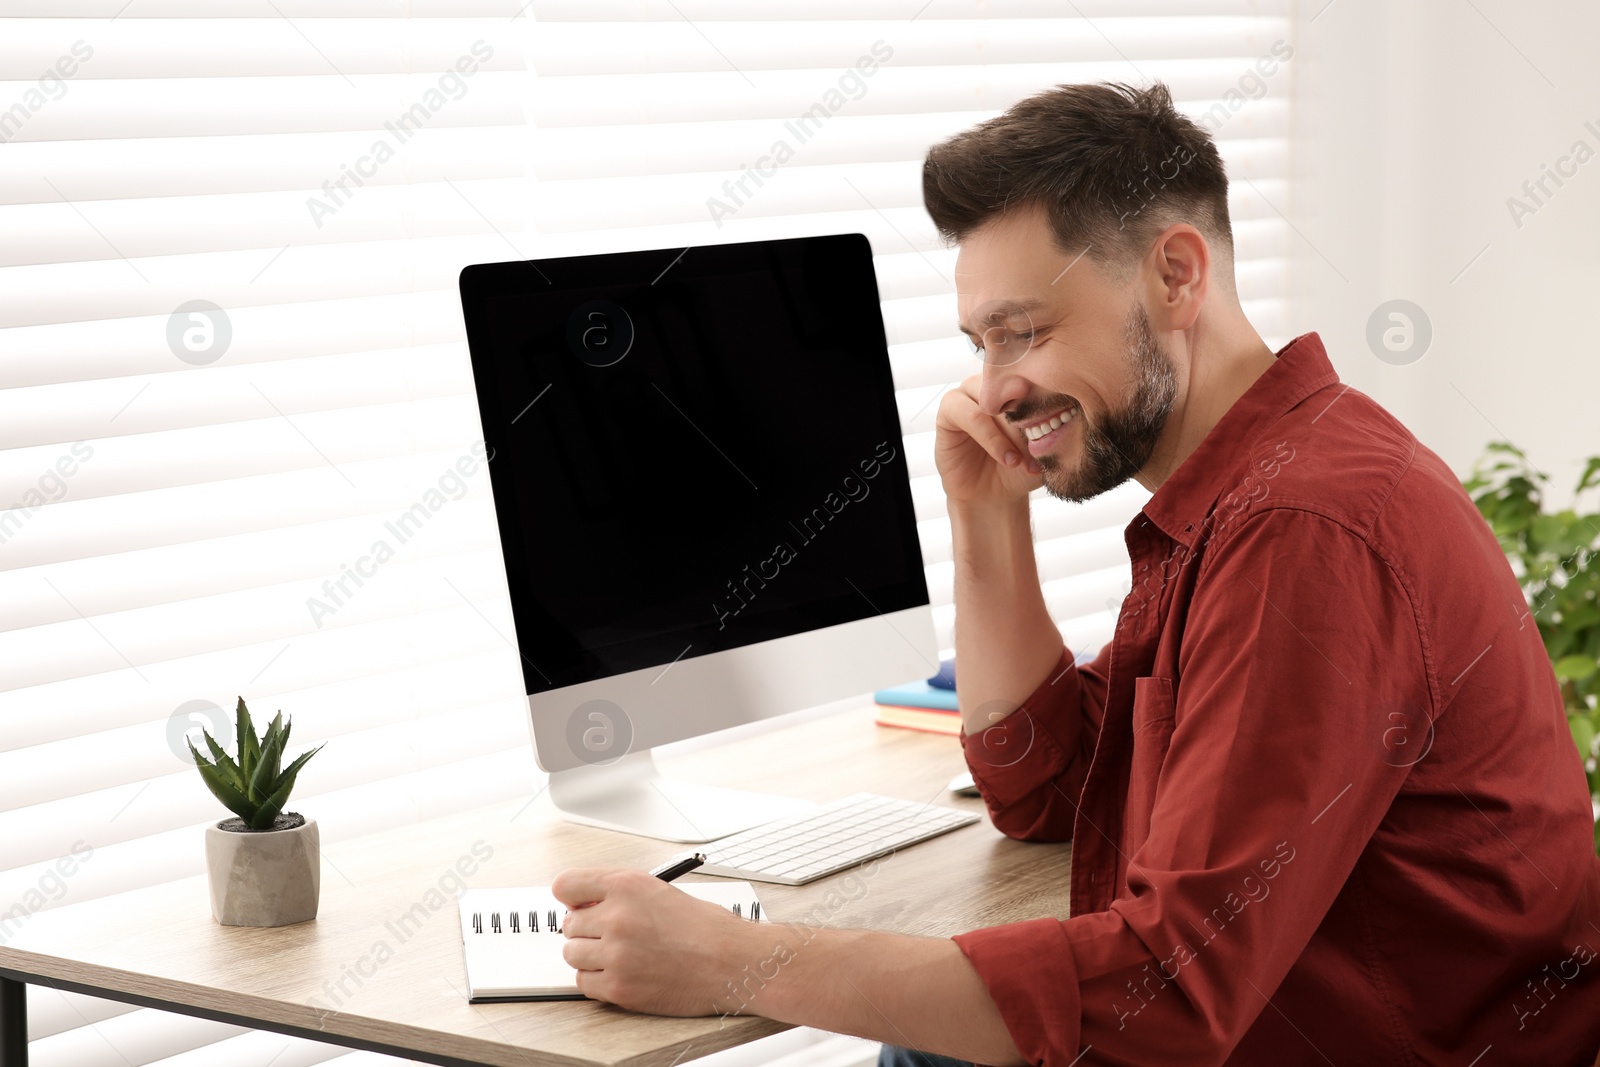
547, 750, 817, 843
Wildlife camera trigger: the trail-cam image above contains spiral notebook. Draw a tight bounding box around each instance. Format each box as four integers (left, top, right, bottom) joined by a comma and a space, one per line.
456, 881, 767, 1002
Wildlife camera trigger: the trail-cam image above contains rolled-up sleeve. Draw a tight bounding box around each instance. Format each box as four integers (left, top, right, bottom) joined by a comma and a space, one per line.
952, 508, 1429, 1066
960, 642, 1112, 842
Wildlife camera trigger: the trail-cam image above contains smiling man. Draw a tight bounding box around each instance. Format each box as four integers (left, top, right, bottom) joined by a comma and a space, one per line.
552, 82, 1600, 1065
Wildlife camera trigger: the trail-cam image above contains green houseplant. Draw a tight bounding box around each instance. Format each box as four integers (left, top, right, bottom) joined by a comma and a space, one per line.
190, 697, 325, 926
1464, 442, 1600, 853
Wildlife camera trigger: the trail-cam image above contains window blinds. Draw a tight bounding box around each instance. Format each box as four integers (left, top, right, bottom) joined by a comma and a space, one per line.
1, 2, 1294, 1063
2, 5, 537, 1063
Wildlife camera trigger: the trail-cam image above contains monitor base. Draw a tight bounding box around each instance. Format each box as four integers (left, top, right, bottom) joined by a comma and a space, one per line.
547, 750, 817, 843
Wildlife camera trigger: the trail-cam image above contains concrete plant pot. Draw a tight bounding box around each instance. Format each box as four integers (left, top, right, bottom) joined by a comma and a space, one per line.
205, 813, 320, 927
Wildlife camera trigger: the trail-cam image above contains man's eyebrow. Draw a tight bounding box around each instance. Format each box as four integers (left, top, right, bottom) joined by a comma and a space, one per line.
956, 297, 1050, 337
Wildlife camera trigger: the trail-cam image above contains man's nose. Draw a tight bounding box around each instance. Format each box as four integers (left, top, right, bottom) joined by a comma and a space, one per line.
976, 360, 1026, 419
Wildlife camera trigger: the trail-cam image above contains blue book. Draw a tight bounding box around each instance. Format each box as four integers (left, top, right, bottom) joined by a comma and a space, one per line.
873, 680, 959, 712
874, 647, 1102, 711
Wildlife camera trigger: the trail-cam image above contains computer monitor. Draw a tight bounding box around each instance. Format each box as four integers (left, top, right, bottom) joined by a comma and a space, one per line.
459, 233, 938, 842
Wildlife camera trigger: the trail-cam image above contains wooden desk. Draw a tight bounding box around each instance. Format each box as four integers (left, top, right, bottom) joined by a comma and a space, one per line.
0, 708, 1072, 1067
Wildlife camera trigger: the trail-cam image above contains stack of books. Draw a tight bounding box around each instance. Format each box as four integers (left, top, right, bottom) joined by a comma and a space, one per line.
873, 670, 960, 736
873, 648, 1100, 735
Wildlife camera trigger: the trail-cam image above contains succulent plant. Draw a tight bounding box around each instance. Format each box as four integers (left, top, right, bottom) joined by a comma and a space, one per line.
188, 697, 324, 831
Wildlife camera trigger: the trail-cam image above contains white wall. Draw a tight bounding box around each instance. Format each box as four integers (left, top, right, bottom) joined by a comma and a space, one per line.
1289, 0, 1600, 505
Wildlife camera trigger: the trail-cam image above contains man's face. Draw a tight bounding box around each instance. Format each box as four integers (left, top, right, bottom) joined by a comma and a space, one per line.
955, 205, 1179, 503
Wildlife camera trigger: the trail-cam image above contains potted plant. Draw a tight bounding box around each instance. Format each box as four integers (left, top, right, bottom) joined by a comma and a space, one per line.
188, 697, 325, 926
1465, 442, 1600, 853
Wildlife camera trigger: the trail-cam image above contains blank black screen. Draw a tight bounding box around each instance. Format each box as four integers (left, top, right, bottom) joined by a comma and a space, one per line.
459, 233, 929, 694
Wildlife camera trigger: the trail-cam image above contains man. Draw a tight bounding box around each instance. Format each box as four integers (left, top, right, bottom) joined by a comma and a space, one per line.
553, 82, 1600, 1065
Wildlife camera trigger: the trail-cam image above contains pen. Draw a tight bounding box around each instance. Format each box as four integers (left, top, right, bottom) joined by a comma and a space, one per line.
650, 852, 707, 883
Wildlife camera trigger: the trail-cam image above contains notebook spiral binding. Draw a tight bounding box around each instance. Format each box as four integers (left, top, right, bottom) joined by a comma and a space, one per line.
467, 900, 760, 933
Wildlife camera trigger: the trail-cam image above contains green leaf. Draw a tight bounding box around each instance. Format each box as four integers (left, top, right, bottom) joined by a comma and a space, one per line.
266, 713, 286, 782
1490, 500, 1540, 540
199, 729, 245, 792
1565, 603, 1600, 633
1484, 441, 1527, 460
1571, 715, 1597, 762
1531, 511, 1572, 551
250, 713, 286, 803
247, 796, 283, 830
268, 742, 323, 796
189, 739, 257, 822
1553, 655, 1599, 682
236, 697, 259, 786
1578, 457, 1600, 494
249, 742, 321, 831
249, 743, 323, 829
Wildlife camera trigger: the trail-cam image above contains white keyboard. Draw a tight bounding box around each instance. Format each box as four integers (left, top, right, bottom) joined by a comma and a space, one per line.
697, 792, 981, 886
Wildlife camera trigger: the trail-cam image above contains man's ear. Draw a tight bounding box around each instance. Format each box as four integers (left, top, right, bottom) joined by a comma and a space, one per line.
1143, 223, 1210, 332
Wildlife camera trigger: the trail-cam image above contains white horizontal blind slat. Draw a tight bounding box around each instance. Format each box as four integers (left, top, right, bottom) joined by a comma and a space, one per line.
2, 2, 522, 15
24, 1008, 243, 1067
0, 291, 468, 388
530, 1, 1287, 17
144, 1029, 361, 1067
0, 344, 474, 450
0, 128, 526, 206
531, 101, 1290, 181
24, 987, 137, 1044
5, 75, 526, 142
3, 18, 525, 81
0, 178, 528, 266
0, 231, 523, 329
528, 19, 1293, 75
532, 61, 1288, 126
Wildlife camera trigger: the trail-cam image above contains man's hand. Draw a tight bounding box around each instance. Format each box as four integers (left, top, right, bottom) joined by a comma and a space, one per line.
552, 867, 757, 1016
934, 373, 1043, 507
554, 867, 1024, 1065
937, 372, 1065, 726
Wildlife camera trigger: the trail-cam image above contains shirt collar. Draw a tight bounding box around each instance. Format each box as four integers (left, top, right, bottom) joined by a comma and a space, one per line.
1139, 331, 1340, 548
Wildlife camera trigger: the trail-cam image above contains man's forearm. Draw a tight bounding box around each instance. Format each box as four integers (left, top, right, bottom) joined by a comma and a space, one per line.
950, 497, 1065, 732
728, 921, 1026, 1066
734, 501, 1057, 1065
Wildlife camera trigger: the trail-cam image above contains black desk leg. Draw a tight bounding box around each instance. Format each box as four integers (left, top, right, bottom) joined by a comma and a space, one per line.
0, 977, 25, 1067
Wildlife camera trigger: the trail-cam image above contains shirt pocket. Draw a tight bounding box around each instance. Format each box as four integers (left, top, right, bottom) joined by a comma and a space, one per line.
1123, 675, 1177, 863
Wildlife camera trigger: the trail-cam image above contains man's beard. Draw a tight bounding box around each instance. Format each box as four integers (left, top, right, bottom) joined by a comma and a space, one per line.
1035, 303, 1178, 503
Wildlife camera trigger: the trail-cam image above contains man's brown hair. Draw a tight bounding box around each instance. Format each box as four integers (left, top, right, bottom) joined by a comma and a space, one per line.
922, 82, 1233, 282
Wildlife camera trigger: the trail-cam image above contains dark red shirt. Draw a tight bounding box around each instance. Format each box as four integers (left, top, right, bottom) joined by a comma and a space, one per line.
953, 333, 1600, 1066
